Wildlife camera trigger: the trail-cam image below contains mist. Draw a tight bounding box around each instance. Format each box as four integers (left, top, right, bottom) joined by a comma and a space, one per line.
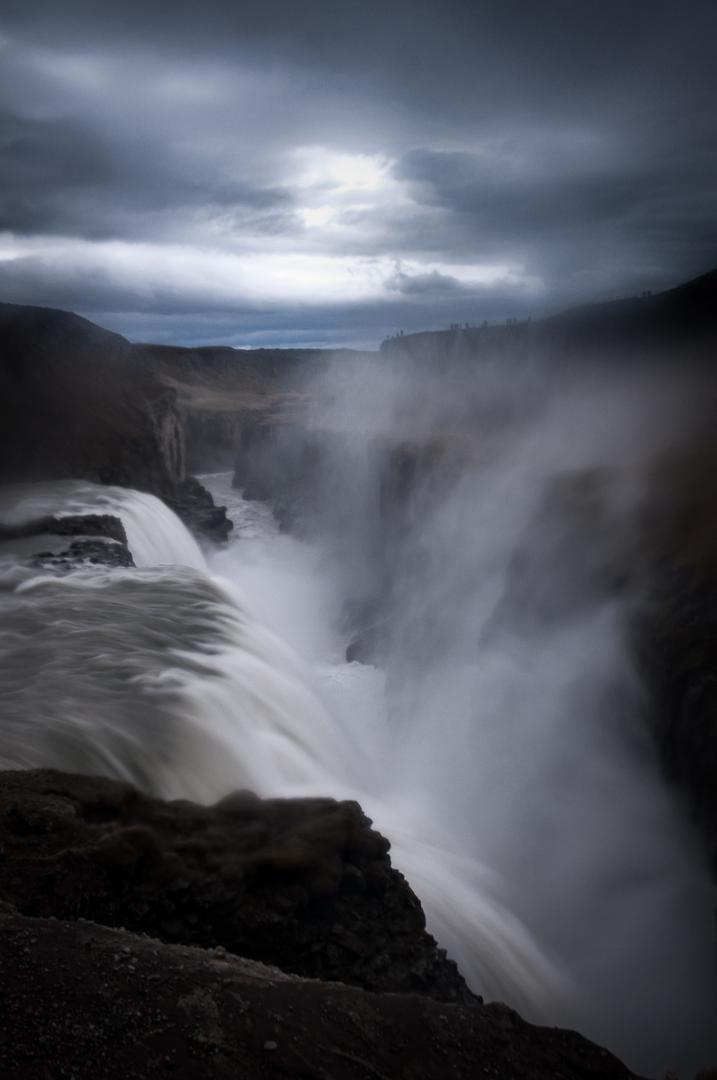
219, 347, 717, 1073
1, 343, 716, 1075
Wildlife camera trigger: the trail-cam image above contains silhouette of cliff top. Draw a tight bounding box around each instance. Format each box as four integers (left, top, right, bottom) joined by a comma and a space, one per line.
380, 267, 717, 358
1, 266, 716, 389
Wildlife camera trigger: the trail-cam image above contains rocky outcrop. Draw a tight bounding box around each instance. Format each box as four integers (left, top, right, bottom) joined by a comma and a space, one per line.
0, 303, 232, 545
0, 512, 135, 570
0, 303, 179, 491
0, 769, 470, 1003
0, 908, 642, 1080
165, 476, 233, 543
31, 538, 135, 570
140, 341, 334, 472
0, 512, 128, 545
634, 437, 717, 869
0, 769, 646, 1079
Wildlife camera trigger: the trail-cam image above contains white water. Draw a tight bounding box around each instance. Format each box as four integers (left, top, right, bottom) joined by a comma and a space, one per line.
198, 463, 717, 1077
0, 479, 205, 569
0, 476, 563, 1014
201, 472, 569, 1013
0, 366, 716, 1075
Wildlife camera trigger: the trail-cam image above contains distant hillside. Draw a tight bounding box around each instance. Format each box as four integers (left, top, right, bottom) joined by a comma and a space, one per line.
1, 266, 715, 484
380, 268, 717, 363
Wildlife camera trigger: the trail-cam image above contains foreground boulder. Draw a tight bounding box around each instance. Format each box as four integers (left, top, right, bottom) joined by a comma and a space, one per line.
0, 909, 642, 1080
0, 769, 470, 1002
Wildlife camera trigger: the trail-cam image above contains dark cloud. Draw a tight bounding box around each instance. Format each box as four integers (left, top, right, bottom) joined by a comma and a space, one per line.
0, 248, 534, 350
387, 268, 468, 297
0, 1, 714, 345
0, 104, 294, 240
394, 142, 717, 283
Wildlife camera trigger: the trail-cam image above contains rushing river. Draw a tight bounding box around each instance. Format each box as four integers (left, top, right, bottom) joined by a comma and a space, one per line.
0, 375, 716, 1077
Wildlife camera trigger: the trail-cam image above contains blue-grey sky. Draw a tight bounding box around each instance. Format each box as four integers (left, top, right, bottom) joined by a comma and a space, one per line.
1, 1, 715, 347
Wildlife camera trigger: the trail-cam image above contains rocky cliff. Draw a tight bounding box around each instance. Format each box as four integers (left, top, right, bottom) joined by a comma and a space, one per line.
0, 769, 470, 1002
0, 303, 231, 542
0, 769, 643, 1080
0, 303, 183, 489
634, 434, 717, 869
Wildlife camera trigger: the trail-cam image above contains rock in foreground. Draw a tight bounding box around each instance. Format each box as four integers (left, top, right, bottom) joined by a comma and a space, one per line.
0, 769, 470, 1002
0, 909, 642, 1080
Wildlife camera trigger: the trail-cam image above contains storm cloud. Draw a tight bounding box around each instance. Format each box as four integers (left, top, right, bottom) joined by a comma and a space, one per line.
0, 1, 715, 346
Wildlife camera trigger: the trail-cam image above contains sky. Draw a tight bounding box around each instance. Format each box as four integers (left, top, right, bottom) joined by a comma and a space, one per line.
0, 1, 715, 348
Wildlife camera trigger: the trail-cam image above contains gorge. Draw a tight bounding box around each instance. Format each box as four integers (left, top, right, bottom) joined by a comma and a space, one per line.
1, 272, 717, 1078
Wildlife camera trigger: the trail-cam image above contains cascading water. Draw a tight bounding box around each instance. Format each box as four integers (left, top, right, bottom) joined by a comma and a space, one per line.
0, 477, 568, 1017
0, 479, 206, 569
0, 352, 716, 1076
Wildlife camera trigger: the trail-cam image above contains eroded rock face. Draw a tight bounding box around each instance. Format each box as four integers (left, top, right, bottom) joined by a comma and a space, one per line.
0, 909, 642, 1080
635, 438, 717, 868
0, 303, 232, 546
165, 476, 233, 543
0, 769, 470, 1003
0, 303, 177, 492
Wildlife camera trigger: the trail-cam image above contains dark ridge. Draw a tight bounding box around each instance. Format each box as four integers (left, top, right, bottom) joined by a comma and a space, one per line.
379, 267, 717, 361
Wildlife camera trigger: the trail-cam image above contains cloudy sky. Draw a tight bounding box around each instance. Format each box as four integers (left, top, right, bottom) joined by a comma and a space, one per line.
1, 1, 715, 348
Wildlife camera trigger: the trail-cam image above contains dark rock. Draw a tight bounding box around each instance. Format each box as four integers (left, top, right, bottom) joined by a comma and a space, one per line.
380, 268, 717, 365
31, 538, 135, 570
0, 512, 129, 545
0, 303, 184, 494
0, 908, 643, 1080
165, 476, 233, 544
0, 304, 232, 547
231, 419, 323, 531
633, 435, 717, 867
0, 769, 470, 1003
0, 512, 136, 570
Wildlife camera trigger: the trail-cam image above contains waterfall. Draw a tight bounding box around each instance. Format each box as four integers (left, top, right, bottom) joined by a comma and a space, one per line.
0, 479, 206, 569
0, 476, 568, 1019
1, 356, 716, 1076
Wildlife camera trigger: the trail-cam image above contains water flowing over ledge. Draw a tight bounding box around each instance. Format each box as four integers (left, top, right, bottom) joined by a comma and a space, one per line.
1, 442, 716, 1075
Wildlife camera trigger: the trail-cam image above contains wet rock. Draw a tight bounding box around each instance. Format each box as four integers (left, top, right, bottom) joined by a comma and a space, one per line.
0, 512, 136, 570
31, 538, 135, 570
0, 513, 129, 545
164, 476, 233, 544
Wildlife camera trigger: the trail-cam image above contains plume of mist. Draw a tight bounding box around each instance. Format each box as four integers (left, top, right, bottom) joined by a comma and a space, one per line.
0, 348, 715, 1074
242, 346, 717, 1073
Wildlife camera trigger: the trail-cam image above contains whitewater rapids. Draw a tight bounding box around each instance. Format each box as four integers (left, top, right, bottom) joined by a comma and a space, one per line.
0, 469, 714, 1075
